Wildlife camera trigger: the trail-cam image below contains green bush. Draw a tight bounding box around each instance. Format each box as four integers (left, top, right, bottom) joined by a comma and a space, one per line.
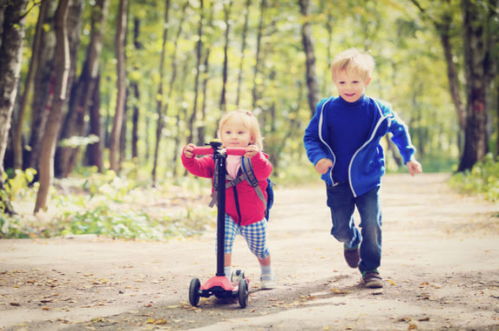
449, 154, 499, 202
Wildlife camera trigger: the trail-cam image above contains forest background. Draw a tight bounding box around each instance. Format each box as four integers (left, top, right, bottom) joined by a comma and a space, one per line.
0, 0, 497, 239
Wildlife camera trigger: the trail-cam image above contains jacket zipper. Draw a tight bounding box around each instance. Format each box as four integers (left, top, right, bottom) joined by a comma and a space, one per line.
232, 186, 242, 225
347, 100, 389, 197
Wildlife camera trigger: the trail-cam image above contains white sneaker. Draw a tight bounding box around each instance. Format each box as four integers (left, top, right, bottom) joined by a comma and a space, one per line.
260, 274, 275, 289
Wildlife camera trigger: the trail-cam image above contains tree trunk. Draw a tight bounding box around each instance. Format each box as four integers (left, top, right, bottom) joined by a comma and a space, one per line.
56, 0, 107, 177
27, 0, 58, 171
298, 0, 319, 117
409, 0, 466, 155
0, 0, 28, 215
219, 0, 232, 113
457, 0, 493, 171
151, 0, 171, 186
86, 74, 103, 171
199, 2, 214, 145
12, 0, 47, 170
109, 0, 128, 173
187, 0, 204, 146
54, 0, 84, 178
252, 0, 266, 110
34, 0, 71, 213
161, 1, 189, 170
235, 0, 251, 107
130, 17, 142, 160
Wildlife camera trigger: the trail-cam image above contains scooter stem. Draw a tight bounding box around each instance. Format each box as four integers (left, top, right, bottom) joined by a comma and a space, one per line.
211, 142, 226, 277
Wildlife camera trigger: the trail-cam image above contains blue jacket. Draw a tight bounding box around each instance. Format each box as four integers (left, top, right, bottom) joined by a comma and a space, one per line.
303, 96, 416, 197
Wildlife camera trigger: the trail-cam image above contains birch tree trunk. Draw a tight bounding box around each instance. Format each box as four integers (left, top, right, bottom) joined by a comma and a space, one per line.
34, 0, 71, 213
298, 0, 319, 116
109, 0, 128, 172
0, 0, 28, 215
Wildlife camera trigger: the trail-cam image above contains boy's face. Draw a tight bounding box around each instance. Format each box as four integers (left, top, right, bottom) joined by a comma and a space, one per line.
220, 118, 252, 148
333, 69, 371, 103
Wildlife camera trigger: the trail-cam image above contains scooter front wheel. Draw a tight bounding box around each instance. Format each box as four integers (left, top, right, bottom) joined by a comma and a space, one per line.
189, 278, 201, 306
237, 278, 248, 308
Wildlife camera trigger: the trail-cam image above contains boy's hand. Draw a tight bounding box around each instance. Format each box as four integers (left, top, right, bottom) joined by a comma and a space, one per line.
315, 158, 333, 174
183, 143, 196, 158
244, 144, 260, 158
406, 160, 423, 176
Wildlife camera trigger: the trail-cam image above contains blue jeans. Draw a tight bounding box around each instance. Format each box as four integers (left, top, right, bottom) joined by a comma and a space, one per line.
326, 183, 382, 273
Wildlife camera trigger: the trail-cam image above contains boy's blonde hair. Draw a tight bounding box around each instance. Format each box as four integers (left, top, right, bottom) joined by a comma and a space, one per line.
331, 48, 375, 82
218, 110, 263, 150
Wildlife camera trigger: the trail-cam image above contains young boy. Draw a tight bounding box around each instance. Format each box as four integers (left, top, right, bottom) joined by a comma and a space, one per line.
303, 48, 422, 288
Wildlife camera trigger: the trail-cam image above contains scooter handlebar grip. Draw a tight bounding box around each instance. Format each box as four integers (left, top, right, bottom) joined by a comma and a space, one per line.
192, 146, 214, 155
191, 146, 247, 156
225, 148, 247, 156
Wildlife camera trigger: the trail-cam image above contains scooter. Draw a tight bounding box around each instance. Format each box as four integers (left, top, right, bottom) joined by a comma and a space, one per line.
188, 141, 250, 308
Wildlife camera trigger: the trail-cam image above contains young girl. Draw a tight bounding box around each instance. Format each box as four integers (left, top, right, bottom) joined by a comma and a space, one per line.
182, 110, 275, 289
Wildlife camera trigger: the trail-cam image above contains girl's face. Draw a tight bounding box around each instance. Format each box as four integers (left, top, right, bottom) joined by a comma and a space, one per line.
220, 118, 253, 148
333, 69, 371, 103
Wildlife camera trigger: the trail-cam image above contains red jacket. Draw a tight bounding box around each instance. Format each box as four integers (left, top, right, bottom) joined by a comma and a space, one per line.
181, 152, 273, 226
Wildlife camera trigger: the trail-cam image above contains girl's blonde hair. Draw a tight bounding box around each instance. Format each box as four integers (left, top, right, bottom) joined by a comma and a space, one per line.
331, 48, 375, 82
218, 110, 263, 150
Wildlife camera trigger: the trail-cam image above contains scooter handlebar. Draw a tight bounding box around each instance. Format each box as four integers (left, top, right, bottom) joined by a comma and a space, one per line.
192, 146, 246, 156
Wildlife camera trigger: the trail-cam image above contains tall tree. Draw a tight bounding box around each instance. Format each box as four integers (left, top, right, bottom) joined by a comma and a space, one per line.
34, 0, 71, 213
27, 0, 58, 171
56, 0, 108, 177
298, 0, 319, 116
219, 0, 233, 113
151, 0, 171, 186
410, 0, 466, 151
251, 0, 267, 110
130, 16, 142, 160
235, 0, 251, 107
12, 0, 47, 170
187, 0, 204, 146
199, 1, 215, 144
458, 0, 495, 171
109, 0, 128, 172
86, 74, 103, 171
0, 0, 29, 214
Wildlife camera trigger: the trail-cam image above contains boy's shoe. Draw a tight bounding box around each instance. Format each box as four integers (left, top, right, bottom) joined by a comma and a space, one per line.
362, 272, 383, 288
344, 246, 360, 268
260, 274, 275, 290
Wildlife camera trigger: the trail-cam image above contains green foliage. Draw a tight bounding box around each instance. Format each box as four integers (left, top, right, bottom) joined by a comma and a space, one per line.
0, 168, 214, 240
449, 154, 499, 201
0, 168, 37, 214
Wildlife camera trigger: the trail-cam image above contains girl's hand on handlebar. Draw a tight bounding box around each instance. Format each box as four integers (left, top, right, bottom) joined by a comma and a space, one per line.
183, 143, 196, 158
244, 144, 260, 158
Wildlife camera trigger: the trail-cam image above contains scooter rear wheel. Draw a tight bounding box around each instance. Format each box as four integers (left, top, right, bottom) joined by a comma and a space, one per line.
189, 278, 201, 306
237, 278, 248, 308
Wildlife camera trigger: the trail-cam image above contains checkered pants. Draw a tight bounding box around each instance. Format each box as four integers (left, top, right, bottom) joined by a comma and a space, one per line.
218, 215, 270, 259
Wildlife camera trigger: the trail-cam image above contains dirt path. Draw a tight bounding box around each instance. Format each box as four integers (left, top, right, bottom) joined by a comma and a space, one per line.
1, 173, 498, 330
